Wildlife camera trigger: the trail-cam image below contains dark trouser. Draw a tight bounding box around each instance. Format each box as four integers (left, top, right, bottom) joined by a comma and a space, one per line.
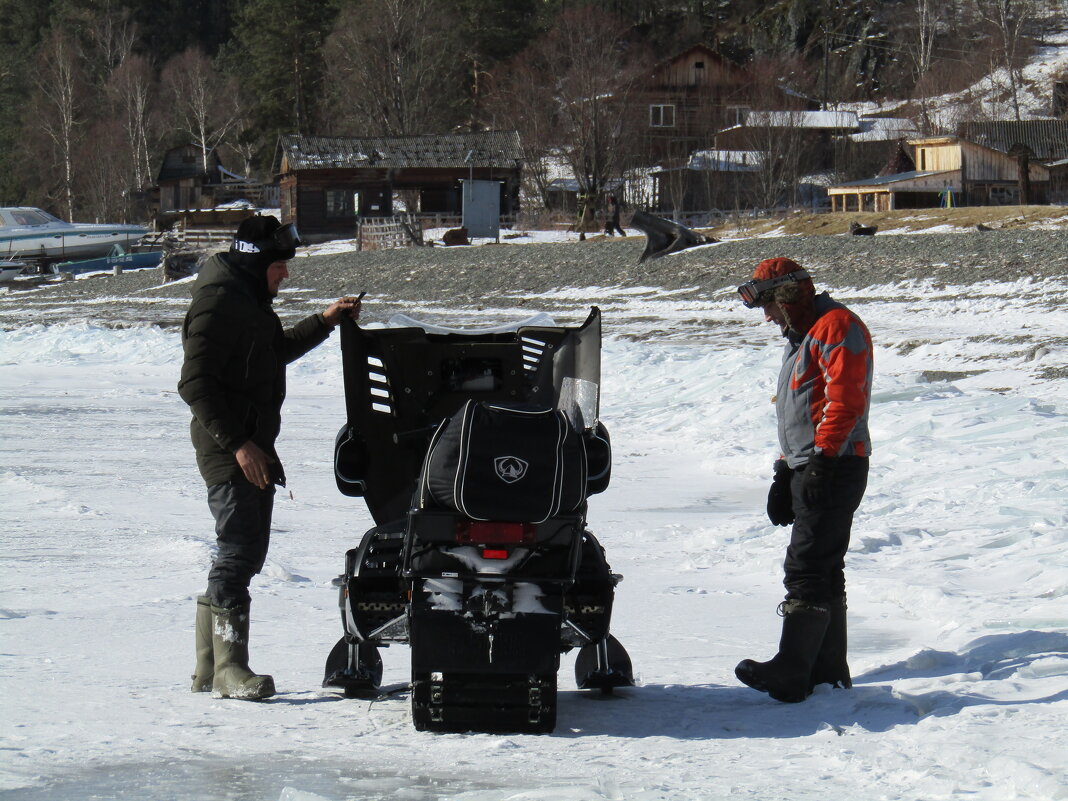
206, 480, 275, 608
783, 456, 868, 602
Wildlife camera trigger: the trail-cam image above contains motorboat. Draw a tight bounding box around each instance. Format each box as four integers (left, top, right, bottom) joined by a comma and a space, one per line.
54, 244, 163, 275
0, 207, 149, 262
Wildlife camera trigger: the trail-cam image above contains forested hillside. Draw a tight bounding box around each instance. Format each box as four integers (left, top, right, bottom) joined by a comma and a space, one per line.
0, 0, 1061, 222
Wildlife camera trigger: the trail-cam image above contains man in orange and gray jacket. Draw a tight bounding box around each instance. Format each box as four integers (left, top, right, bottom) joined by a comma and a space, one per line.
734, 257, 873, 703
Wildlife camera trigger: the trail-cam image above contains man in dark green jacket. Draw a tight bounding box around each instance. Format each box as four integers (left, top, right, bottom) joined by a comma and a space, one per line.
179, 214, 360, 700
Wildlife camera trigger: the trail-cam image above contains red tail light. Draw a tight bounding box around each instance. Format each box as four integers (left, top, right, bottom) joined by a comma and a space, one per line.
481, 548, 510, 560
455, 521, 535, 545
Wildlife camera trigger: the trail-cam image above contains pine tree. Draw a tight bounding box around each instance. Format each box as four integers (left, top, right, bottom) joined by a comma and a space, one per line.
224, 0, 343, 168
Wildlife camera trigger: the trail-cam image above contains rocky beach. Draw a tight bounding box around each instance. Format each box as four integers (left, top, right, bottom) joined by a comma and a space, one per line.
1, 227, 1066, 338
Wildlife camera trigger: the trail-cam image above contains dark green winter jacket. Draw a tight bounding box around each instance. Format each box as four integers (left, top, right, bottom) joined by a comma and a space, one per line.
178, 253, 332, 487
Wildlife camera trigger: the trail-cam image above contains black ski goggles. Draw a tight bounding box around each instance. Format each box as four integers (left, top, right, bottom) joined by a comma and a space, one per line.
737, 269, 810, 308
272, 222, 302, 251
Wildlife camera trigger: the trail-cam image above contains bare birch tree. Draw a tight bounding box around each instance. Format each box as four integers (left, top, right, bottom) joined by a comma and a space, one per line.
161, 48, 241, 175
973, 0, 1038, 120
31, 28, 84, 221
106, 54, 157, 191
321, 0, 465, 136
484, 48, 563, 209
906, 0, 944, 133
491, 5, 651, 212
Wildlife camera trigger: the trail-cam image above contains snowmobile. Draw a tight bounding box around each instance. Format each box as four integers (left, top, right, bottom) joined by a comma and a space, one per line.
322, 307, 633, 733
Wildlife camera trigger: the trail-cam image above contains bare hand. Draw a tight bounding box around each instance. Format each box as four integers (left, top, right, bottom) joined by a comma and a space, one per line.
235, 440, 275, 489
323, 296, 362, 327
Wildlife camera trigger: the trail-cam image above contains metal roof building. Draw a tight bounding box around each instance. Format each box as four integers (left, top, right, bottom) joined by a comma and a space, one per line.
958, 120, 1068, 163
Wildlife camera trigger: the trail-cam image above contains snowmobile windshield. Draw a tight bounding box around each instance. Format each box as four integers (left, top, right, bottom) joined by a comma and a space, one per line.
551, 312, 601, 430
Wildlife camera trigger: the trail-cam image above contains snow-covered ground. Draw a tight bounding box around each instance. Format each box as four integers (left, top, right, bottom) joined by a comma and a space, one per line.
1, 275, 1067, 801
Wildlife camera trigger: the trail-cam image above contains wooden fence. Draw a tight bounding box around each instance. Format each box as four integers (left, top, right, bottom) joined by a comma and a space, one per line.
357, 215, 425, 251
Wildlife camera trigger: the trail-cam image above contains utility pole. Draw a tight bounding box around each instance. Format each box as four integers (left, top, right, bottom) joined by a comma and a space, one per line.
822, 28, 829, 110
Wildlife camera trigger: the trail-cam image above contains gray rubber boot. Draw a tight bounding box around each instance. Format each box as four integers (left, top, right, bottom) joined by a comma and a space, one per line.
809, 595, 852, 691
735, 599, 830, 703
191, 595, 214, 692
210, 603, 276, 700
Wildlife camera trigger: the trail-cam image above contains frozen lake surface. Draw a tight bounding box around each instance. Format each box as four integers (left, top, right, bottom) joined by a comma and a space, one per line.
1, 273, 1066, 800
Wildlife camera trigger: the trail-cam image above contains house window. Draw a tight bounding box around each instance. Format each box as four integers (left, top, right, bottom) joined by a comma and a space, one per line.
726, 105, 749, 125
650, 104, 675, 128
325, 188, 354, 218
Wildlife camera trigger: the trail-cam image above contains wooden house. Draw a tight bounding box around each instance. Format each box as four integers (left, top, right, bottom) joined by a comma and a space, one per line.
958, 119, 1068, 163
827, 135, 1051, 211
155, 145, 276, 229
276, 131, 523, 240
156, 145, 224, 213
639, 44, 753, 162
651, 149, 762, 214
714, 110, 861, 171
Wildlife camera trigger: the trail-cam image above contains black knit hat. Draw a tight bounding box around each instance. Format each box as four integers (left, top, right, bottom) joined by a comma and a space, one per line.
229, 214, 297, 271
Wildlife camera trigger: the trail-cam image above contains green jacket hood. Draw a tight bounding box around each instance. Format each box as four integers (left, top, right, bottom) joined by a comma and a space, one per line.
193, 252, 268, 304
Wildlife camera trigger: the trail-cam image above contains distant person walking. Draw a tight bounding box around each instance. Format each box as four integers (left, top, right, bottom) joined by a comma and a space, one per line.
604, 195, 625, 236
179, 214, 361, 700
733, 257, 873, 703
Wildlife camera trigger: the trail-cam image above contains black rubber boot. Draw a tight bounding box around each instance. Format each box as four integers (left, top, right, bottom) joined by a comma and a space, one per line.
809, 595, 851, 691
191, 595, 214, 692
735, 599, 830, 703
211, 603, 276, 700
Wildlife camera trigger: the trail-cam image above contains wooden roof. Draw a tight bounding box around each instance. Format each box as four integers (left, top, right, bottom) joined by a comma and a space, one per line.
157, 145, 222, 183
278, 131, 523, 172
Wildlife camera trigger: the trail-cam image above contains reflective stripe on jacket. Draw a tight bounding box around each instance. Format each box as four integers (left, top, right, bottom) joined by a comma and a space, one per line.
777, 292, 872, 468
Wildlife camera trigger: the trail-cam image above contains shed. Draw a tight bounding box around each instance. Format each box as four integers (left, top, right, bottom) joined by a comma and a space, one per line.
828, 135, 1051, 210
156, 145, 224, 213
652, 150, 761, 213
276, 131, 523, 240
827, 169, 960, 212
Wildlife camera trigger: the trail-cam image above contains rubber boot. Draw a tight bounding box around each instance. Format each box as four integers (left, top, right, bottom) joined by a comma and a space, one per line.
210, 603, 276, 700
809, 595, 851, 691
190, 595, 214, 692
735, 599, 830, 703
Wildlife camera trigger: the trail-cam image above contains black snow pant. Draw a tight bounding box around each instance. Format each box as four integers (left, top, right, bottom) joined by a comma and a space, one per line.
205, 479, 275, 608
783, 456, 868, 603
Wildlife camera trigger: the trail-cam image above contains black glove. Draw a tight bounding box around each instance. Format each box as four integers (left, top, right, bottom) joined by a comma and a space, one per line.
801, 453, 837, 507
767, 459, 795, 526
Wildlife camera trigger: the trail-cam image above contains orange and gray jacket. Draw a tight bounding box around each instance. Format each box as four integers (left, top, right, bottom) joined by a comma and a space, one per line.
777, 292, 872, 468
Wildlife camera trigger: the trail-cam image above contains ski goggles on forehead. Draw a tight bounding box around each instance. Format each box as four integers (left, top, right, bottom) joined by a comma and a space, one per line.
273, 222, 302, 250
737, 269, 810, 308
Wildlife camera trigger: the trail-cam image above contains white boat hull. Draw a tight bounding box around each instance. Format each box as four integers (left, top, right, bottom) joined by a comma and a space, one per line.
0, 207, 149, 262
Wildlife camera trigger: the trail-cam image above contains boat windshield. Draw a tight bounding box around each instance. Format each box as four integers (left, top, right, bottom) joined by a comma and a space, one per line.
7, 209, 61, 227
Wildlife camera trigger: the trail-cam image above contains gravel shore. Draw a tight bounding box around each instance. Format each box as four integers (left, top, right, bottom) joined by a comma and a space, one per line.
2, 228, 1065, 331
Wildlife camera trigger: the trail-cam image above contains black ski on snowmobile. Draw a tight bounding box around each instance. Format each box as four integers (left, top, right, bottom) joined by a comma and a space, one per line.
322, 307, 633, 733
